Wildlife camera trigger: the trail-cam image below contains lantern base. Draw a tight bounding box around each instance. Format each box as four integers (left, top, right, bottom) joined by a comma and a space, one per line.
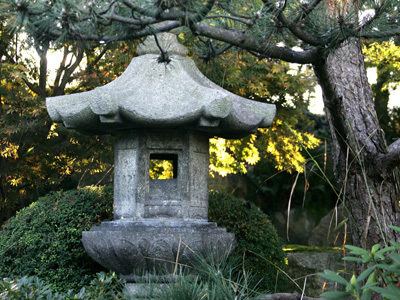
82, 221, 235, 282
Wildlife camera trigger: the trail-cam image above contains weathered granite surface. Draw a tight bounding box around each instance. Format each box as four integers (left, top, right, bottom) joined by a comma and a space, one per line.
112, 129, 210, 222
82, 221, 235, 282
46, 33, 275, 138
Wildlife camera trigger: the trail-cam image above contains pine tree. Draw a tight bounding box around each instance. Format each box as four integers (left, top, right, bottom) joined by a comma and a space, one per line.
2, 0, 400, 252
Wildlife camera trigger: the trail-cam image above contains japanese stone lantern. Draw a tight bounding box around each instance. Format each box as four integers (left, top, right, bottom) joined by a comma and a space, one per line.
46, 33, 276, 284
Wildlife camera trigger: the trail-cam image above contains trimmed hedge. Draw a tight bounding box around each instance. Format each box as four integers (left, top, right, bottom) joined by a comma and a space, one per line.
0, 186, 285, 293
0, 186, 114, 292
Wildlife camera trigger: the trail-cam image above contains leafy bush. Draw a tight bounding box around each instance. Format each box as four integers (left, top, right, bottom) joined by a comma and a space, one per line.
319, 225, 400, 300
0, 186, 114, 292
0, 272, 125, 299
208, 191, 287, 292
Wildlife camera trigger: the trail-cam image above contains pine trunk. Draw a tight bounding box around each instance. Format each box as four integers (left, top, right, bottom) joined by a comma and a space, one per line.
313, 38, 400, 249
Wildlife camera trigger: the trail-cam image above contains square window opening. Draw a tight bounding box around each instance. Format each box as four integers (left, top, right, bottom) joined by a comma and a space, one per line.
149, 153, 178, 180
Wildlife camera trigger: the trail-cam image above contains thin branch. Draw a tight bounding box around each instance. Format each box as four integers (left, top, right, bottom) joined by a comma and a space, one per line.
103, 13, 154, 27
87, 44, 111, 70
219, 4, 250, 19
153, 33, 171, 64
360, 27, 400, 39
188, 0, 217, 23
53, 45, 69, 92
206, 14, 254, 26
276, 9, 321, 46
53, 46, 84, 96
355, 6, 383, 32
22, 78, 41, 96
122, 0, 163, 18
292, 0, 324, 24
198, 41, 234, 60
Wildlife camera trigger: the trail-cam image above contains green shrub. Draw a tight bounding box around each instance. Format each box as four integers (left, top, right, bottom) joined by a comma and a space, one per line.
0, 186, 114, 292
0, 187, 285, 294
208, 191, 287, 292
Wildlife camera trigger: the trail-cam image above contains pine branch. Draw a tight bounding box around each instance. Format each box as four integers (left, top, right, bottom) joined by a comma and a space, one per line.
197, 37, 234, 60
96, 0, 119, 16
189, 0, 217, 23
190, 22, 317, 64
53, 46, 70, 93
360, 27, 400, 39
42, 20, 181, 43
261, 0, 321, 46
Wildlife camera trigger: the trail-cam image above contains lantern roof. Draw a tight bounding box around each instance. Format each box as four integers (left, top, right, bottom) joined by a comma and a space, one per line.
46, 33, 275, 138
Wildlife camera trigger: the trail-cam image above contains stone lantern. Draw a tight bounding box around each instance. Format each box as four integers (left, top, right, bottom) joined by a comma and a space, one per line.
46, 33, 276, 286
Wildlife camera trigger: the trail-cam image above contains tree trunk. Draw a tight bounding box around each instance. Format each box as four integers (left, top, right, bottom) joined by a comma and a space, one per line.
313, 38, 400, 249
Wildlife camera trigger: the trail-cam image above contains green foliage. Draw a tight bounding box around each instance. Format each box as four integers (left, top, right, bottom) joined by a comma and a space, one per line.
319, 226, 400, 300
0, 186, 114, 292
209, 134, 261, 177
0, 272, 126, 300
208, 191, 287, 292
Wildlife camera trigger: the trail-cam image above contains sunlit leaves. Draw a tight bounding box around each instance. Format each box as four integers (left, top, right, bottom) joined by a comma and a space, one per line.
149, 159, 174, 179
46, 123, 59, 139
0, 140, 19, 159
364, 41, 400, 91
258, 120, 320, 173
209, 134, 260, 177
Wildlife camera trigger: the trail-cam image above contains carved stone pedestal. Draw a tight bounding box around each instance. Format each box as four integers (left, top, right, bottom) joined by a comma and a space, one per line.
82, 221, 235, 282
